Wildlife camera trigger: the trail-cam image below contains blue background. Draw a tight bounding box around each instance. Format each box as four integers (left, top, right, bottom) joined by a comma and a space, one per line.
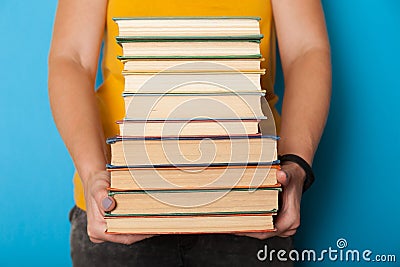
0, 0, 399, 266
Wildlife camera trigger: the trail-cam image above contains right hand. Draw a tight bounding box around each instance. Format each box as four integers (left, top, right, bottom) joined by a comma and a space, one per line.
83, 171, 155, 244
235, 162, 305, 239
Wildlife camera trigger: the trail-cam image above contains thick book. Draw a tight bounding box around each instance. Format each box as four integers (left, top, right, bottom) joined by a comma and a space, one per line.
118, 39, 261, 57
121, 58, 264, 72
107, 135, 278, 166
105, 213, 276, 234
107, 187, 280, 216
113, 16, 261, 37
108, 163, 280, 191
123, 72, 264, 93
123, 91, 265, 120
117, 119, 261, 137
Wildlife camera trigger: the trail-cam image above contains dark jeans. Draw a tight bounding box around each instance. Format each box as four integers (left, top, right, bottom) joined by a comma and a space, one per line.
70, 206, 294, 267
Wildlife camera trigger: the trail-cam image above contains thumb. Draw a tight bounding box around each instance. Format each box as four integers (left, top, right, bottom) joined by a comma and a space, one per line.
276, 169, 290, 187
101, 196, 116, 212
278, 162, 307, 188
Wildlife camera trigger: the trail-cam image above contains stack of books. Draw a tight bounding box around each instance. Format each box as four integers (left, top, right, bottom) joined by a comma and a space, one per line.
105, 17, 281, 234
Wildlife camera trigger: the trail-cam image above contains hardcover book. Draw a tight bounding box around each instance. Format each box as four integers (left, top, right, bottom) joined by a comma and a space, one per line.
117, 118, 262, 137
105, 213, 276, 234
123, 91, 266, 120
113, 16, 262, 37
107, 135, 278, 166
108, 163, 280, 191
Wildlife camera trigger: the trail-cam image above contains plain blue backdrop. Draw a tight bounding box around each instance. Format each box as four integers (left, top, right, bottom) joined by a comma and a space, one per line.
0, 1, 399, 266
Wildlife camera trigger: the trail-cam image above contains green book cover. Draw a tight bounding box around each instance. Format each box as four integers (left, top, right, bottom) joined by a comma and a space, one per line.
116, 35, 263, 43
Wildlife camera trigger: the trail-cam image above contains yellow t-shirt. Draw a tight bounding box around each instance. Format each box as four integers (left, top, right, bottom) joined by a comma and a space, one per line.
74, 0, 280, 210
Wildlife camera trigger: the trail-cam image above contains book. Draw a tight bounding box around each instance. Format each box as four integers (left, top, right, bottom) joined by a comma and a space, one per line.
118, 119, 261, 137
107, 135, 278, 166
105, 213, 276, 234
121, 58, 264, 72
108, 164, 279, 191
118, 39, 261, 57
123, 92, 265, 120
107, 187, 280, 216
123, 72, 264, 93
113, 16, 261, 37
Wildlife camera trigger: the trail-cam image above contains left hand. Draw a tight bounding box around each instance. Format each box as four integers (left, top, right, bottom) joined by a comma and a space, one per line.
236, 162, 306, 239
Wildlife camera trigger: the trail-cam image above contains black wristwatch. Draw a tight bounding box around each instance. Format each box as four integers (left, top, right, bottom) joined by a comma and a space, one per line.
278, 154, 315, 193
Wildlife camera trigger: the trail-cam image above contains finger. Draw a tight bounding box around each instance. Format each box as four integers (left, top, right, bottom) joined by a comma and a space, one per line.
88, 220, 155, 245
278, 229, 297, 238
276, 170, 289, 186
274, 195, 301, 237
102, 196, 116, 212
280, 162, 306, 187
92, 182, 111, 214
235, 231, 276, 240
102, 233, 154, 245
89, 236, 105, 244
89, 233, 152, 245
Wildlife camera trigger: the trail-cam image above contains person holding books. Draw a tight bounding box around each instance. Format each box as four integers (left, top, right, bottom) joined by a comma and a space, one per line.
48, 0, 331, 266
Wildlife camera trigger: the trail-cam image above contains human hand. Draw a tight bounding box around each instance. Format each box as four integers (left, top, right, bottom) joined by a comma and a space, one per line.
236, 162, 306, 239
83, 171, 155, 244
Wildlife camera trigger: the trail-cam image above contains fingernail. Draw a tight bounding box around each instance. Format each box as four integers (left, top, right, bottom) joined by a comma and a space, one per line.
102, 197, 113, 210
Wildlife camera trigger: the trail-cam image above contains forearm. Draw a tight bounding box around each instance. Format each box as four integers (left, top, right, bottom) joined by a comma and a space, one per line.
278, 48, 331, 164
48, 57, 107, 182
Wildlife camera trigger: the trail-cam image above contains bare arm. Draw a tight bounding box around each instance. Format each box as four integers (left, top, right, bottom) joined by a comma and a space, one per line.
241, 0, 331, 239
48, 0, 152, 244
274, 0, 331, 164
273, 0, 331, 238
48, 0, 107, 189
